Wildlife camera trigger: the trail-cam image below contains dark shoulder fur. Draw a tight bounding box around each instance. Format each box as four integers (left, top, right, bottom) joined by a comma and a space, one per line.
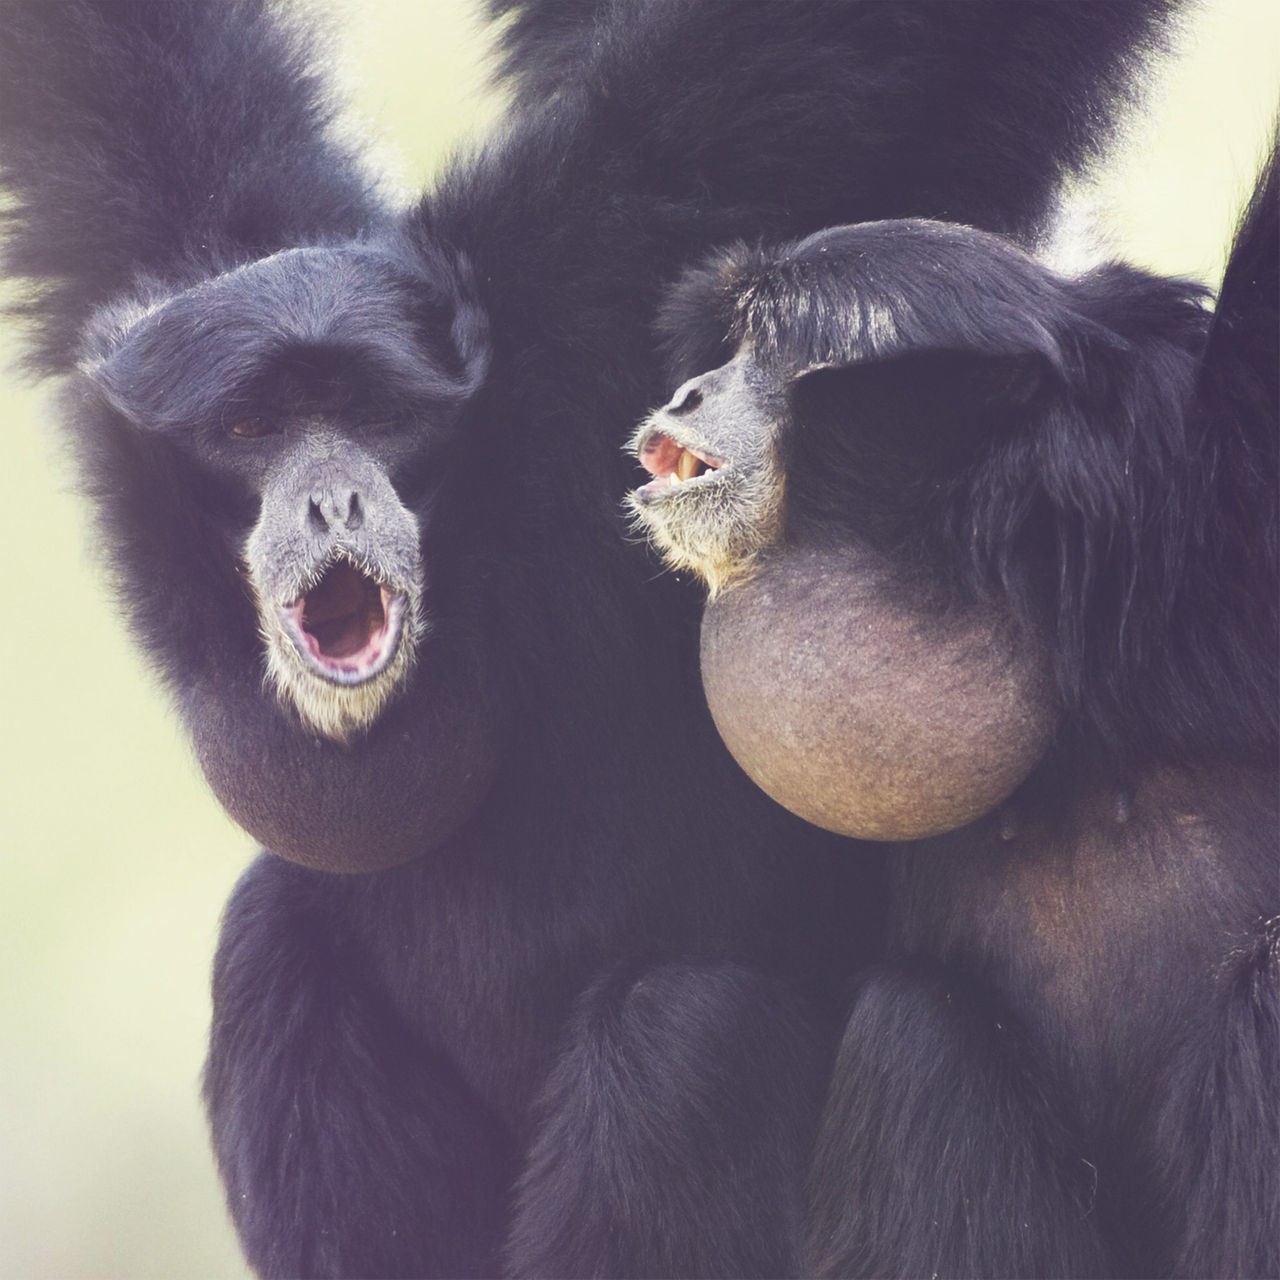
0, 0, 379, 375
486, 0, 1177, 243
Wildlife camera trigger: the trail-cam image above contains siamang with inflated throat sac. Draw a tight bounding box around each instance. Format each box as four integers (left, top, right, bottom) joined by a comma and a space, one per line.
632, 149, 1278, 1278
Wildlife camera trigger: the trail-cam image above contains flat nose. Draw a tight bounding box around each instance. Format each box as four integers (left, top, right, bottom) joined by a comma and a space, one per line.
308, 486, 364, 533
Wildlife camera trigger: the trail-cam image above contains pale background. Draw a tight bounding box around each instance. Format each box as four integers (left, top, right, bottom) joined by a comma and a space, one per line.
0, 1, 1275, 1275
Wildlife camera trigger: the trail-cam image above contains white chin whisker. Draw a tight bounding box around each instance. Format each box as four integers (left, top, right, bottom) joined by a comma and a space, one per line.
624, 461, 785, 598
257, 590, 425, 742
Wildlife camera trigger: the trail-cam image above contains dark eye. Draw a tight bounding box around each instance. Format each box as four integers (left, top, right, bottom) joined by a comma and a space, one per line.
228, 416, 277, 440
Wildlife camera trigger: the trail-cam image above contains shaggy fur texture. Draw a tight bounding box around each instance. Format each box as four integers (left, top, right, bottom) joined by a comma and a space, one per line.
0, 0, 1181, 1274
642, 157, 1278, 1277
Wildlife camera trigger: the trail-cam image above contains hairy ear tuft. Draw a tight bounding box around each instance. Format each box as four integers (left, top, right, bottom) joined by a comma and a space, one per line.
655, 240, 766, 382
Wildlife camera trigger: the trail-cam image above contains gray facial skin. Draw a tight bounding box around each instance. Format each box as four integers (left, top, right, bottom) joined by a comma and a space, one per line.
627, 348, 787, 597
244, 429, 426, 743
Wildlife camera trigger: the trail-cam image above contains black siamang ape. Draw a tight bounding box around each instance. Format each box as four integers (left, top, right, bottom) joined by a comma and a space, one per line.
0, 0, 1181, 1275
632, 152, 1278, 1277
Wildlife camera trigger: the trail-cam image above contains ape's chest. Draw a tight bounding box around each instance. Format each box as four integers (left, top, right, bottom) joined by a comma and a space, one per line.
891, 768, 1270, 1079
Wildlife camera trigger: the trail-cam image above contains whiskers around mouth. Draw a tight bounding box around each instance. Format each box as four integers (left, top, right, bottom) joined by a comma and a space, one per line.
254, 551, 424, 741
626, 419, 782, 598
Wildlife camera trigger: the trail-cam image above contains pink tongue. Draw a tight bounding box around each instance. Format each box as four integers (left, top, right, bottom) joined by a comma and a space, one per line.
641, 432, 684, 479
302, 563, 384, 659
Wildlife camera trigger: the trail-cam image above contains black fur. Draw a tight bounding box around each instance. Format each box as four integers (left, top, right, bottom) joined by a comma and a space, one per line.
655, 152, 1278, 1277
808, 961, 1112, 1277
508, 962, 827, 1278
0, 0, 1183, 1275
662, 214, 1275, 767
484, 0, 1173, 248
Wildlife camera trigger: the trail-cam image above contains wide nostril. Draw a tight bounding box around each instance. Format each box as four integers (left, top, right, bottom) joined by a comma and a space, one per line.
307, 489, 362, 533
667, 383, 703, 415
308, 496, 328, 533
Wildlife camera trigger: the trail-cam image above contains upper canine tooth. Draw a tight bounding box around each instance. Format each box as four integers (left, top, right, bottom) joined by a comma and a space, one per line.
676, 449, 701, 481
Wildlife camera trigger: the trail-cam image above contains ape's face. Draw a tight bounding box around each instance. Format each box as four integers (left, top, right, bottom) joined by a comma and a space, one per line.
627, 348, 789, 596
629, 223, 1044, 598
239, 420, 425, 742
81, 244, 488, 744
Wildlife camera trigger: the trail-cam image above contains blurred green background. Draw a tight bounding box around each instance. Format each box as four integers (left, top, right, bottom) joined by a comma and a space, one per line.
0, 1, 1275, 1275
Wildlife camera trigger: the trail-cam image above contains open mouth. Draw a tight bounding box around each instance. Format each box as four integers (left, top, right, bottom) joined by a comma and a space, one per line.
634, 430, 723, 501
279, 557, 408, 685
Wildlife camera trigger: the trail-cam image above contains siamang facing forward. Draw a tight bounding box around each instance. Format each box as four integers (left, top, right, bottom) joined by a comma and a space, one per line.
0, 0, 1193, 1275
632, 157, 1278, 1277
